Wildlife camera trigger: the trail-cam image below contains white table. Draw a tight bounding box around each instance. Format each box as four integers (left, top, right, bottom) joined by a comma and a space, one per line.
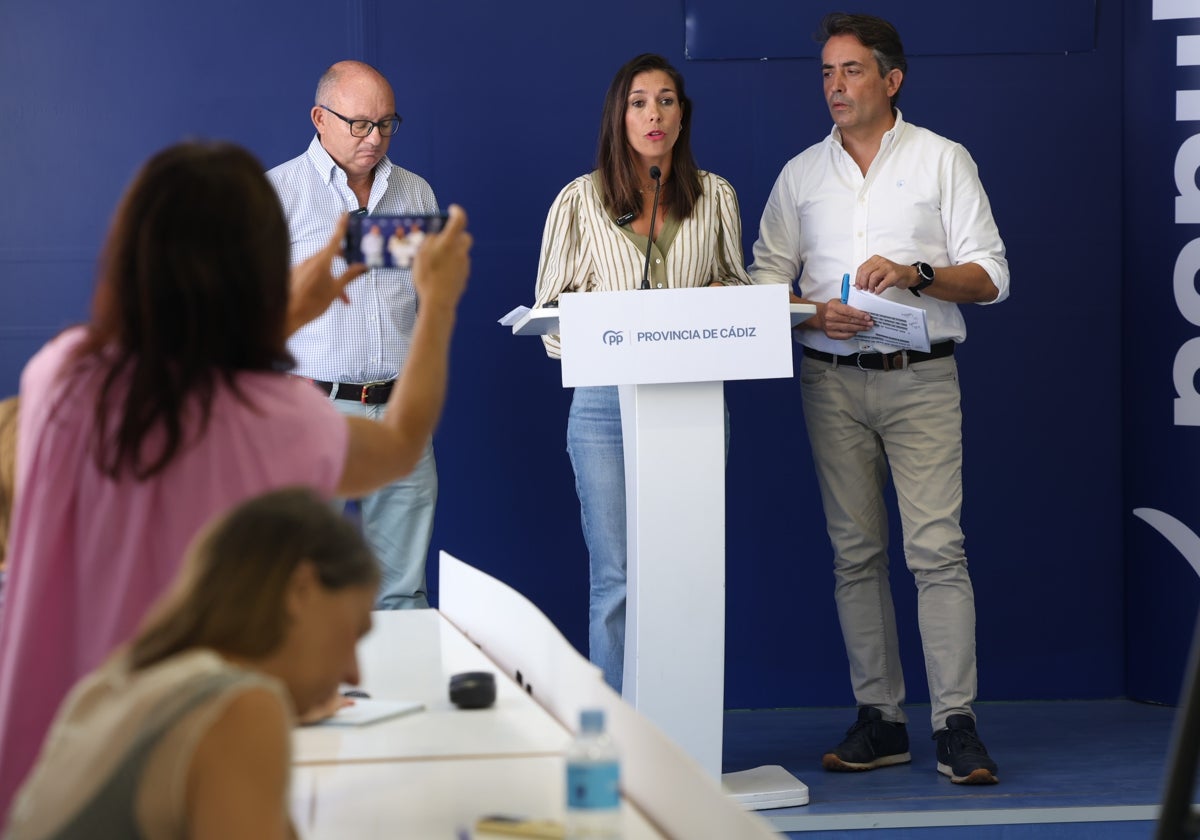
294, 611, 568, 765
290, 610, 665, 839
438, 553, 784, 838
292, 756, 664, 839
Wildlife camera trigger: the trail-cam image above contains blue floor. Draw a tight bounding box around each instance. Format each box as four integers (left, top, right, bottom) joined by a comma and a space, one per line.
722, 699, 1181, 838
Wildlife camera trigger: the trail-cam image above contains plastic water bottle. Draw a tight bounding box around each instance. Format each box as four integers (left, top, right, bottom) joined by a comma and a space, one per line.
565, 708, 621, 839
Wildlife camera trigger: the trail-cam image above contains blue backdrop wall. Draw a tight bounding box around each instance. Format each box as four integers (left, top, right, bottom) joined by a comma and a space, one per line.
1124, 4, 1200, 705
0, 1, 1134, 710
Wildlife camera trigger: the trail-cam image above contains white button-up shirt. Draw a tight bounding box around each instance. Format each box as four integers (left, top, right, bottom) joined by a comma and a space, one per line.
268, 135, 439, 382
750, 111, 1009, 355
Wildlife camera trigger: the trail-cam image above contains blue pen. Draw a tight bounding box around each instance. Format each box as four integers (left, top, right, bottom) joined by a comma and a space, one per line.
840, 272, 850, 304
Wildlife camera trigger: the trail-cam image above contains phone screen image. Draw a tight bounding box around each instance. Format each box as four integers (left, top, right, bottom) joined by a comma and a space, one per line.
345, 213, 447, 269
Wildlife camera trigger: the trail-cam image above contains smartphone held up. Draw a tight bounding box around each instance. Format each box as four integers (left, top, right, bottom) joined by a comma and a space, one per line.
345, 212, 448, 269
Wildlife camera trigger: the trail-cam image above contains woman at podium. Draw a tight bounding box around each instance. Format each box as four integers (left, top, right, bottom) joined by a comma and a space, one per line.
532, 53, 752, 692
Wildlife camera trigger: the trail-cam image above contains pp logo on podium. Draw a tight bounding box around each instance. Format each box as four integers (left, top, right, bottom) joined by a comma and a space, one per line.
602, 330, 624, 347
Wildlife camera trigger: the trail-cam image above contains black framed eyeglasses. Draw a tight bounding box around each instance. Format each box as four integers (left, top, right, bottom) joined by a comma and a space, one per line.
318, 104, 402, 137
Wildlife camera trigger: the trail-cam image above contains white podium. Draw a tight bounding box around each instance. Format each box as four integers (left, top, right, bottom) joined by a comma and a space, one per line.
511, 286, 813, 810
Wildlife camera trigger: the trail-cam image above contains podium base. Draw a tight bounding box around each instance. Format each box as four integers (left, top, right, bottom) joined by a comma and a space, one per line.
722, 765, 810, 810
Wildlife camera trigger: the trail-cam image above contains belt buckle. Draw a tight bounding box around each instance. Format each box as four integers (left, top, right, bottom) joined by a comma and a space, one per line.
360, 379, 391, 404
851, 343, 869, 371
857, 349, 908, 371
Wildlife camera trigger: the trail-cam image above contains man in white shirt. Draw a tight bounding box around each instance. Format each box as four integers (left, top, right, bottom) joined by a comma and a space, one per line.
268, 61, 441, 610
750, 13, 1009, 785
361, 224, 385, 268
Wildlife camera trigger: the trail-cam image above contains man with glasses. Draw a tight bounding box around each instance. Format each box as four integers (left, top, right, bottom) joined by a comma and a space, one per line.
268, 60, 440, 610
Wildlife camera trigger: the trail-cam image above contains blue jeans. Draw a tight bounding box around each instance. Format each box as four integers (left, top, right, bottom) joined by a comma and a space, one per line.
566, 385, 730, 694
567, 386, 627, 691
330, 399, 437, 610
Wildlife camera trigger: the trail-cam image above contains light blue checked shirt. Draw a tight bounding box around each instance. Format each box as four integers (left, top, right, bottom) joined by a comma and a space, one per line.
268, 135, 439, 382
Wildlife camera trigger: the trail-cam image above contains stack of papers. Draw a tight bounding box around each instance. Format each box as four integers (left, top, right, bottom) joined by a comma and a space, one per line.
846, 288, 931, 352
499, 305, 559, 337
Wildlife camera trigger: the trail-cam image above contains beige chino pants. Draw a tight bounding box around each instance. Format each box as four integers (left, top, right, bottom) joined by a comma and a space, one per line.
799, 353, 978, 732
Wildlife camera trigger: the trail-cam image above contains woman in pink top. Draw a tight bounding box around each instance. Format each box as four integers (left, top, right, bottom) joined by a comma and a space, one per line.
0, 141, 472, 820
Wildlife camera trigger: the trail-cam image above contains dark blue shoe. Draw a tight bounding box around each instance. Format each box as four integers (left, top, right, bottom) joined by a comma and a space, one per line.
822, 706, 911, 771
934, 714, 999, 784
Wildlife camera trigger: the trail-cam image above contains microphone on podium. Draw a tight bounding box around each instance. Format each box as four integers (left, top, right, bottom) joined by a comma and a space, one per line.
640, 165, 662, 290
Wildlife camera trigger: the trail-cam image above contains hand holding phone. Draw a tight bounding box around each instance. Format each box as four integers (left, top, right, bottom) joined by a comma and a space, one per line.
410, 205, 471, 313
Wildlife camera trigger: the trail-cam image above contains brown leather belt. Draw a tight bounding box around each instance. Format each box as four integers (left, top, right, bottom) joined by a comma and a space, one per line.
312, 379, 396, 404
802, 341, 955, 371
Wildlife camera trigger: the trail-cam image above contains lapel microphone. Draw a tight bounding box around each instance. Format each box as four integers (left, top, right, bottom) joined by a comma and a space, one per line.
640, 165, 662, 290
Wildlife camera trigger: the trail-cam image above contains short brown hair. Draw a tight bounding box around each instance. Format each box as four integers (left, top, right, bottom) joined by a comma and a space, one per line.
818, 13, 907, 107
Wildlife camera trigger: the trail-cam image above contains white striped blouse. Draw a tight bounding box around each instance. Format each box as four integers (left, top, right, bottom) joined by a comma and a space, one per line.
533, 170, 752, 358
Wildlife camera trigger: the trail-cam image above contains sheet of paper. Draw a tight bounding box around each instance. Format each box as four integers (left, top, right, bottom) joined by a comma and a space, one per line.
498, 305, 531, 326
846, 288, 931, 352
507, 307, 560, 336
315, 698, 424, 727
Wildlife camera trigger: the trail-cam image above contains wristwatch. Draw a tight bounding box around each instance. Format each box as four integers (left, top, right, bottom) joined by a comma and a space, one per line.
910, 262, 935, 296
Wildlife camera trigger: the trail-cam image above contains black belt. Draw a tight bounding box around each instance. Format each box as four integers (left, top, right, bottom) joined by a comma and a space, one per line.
802, 341, 955, 371
312, 379, 396, 404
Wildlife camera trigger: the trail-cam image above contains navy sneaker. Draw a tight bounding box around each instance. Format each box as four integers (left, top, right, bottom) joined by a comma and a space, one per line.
822, 706, 912, 771
934, 714, 999, 784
